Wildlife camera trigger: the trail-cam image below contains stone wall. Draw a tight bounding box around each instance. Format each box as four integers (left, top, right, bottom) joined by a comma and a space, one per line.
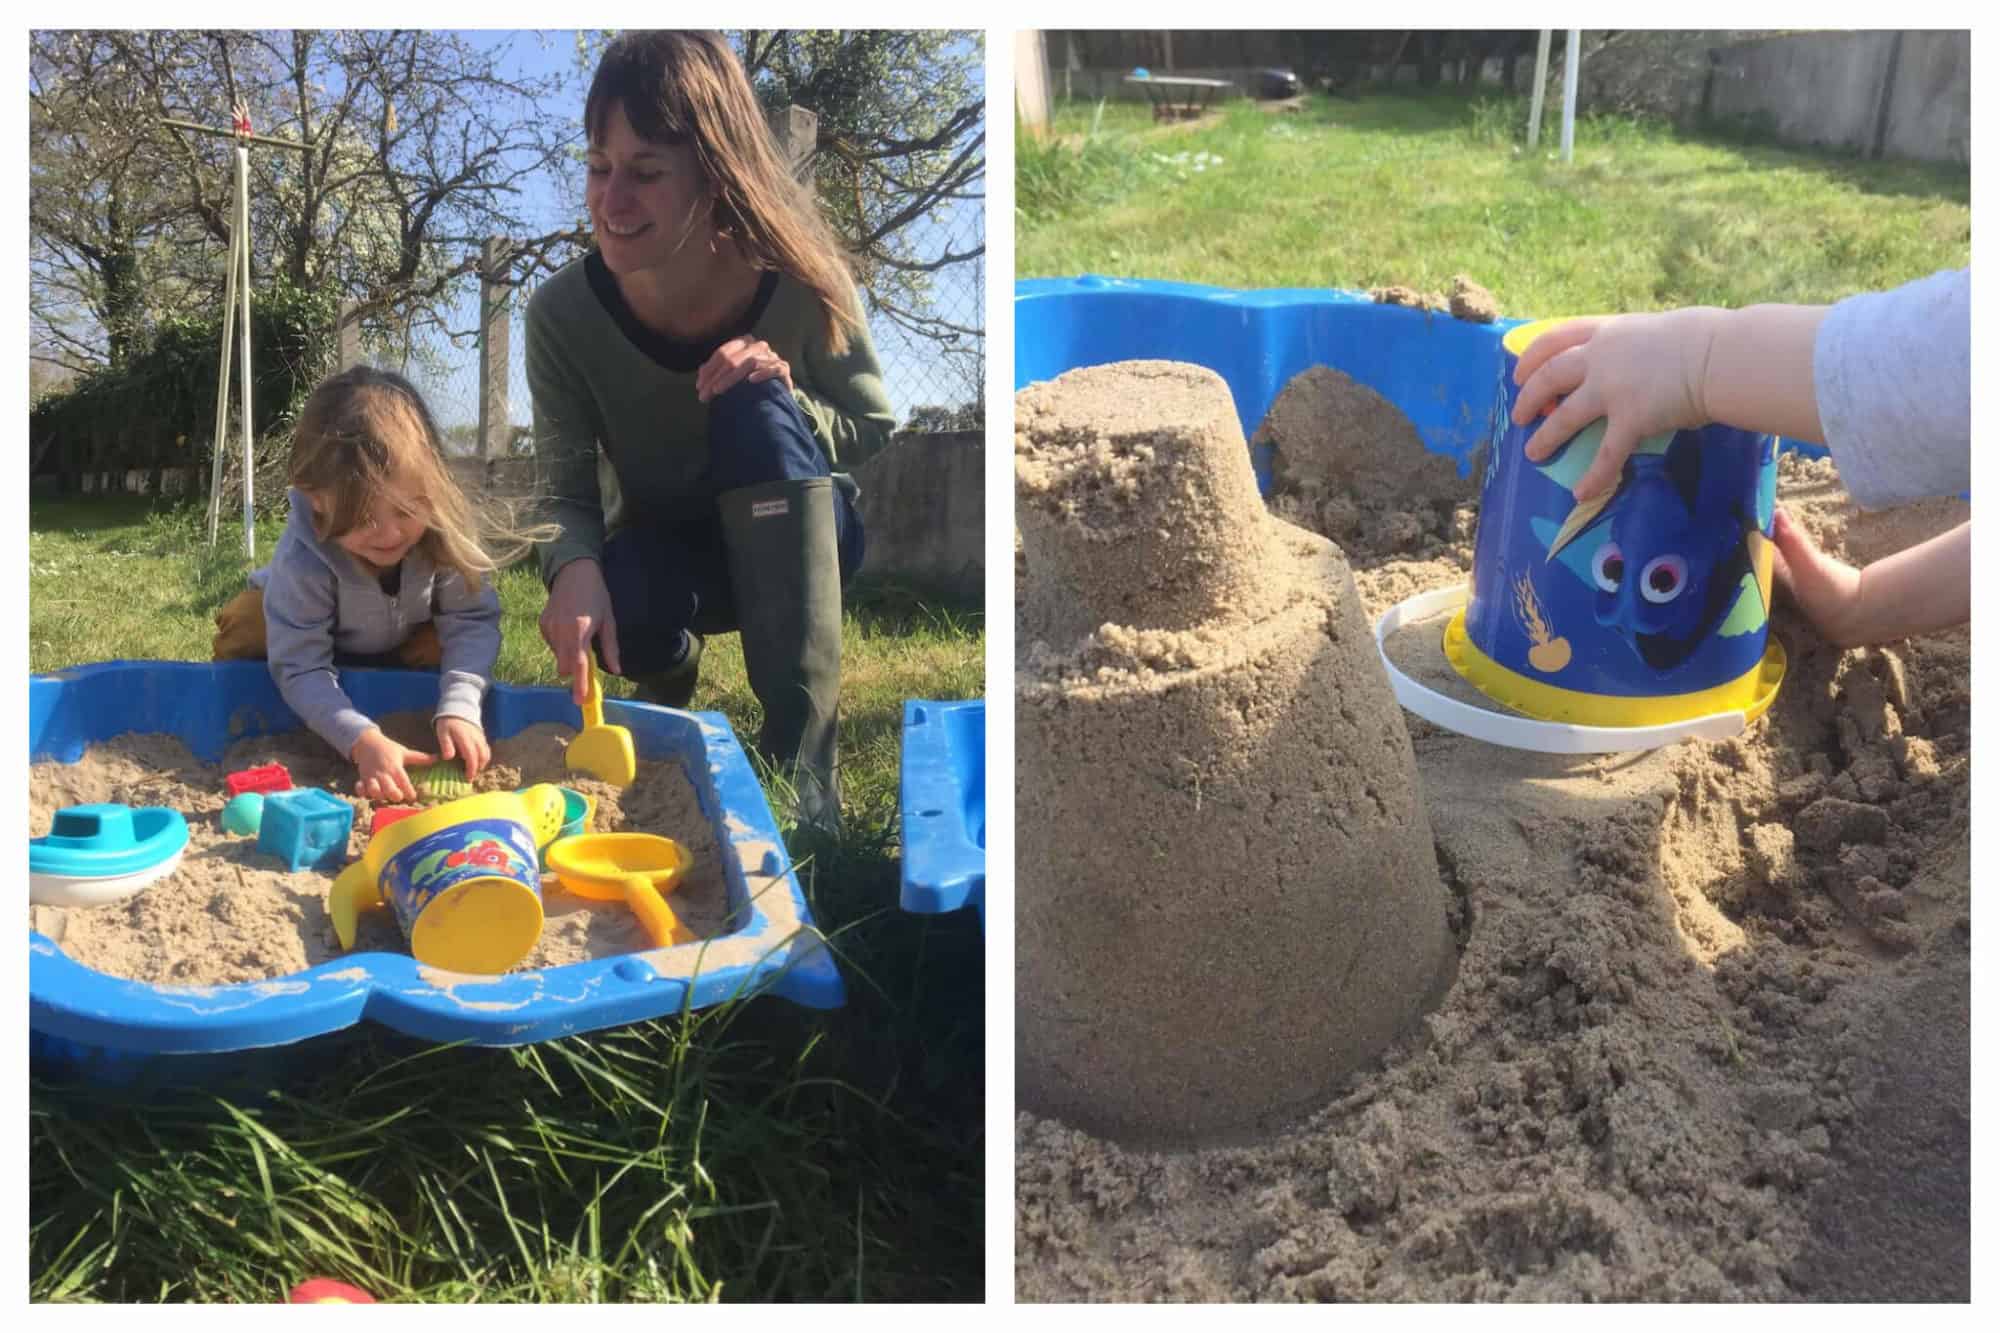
852, 430, 984, 600
1705, 30, 1970, 164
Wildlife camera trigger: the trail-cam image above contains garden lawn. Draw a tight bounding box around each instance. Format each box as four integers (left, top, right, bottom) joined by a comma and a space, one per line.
28, 495, 984, 1302
1017, 90, 1970, 314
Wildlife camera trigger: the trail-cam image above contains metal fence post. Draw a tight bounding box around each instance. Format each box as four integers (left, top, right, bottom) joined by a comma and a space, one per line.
478, 236, 511, 459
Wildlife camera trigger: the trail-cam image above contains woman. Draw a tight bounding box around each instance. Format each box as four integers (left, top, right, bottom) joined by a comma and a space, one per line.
527, 31, 895, 830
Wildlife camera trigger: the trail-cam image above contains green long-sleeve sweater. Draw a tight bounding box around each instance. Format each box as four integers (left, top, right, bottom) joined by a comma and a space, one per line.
525, 252, 897, 586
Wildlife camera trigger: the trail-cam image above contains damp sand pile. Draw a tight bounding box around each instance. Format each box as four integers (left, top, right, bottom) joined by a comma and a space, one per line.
1016, 367, 1970, 1301
1015, 360, 1453, 1147
29, 715, 731, 987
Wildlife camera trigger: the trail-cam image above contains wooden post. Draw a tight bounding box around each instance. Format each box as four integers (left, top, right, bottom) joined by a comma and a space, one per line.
335, 298, 360, 371
478, 237, 511, 459
766, 104, 818, 182
1017, 31, 1053, 140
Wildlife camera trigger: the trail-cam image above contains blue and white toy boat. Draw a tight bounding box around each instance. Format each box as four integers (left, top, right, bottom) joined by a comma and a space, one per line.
29, 804, 190, 908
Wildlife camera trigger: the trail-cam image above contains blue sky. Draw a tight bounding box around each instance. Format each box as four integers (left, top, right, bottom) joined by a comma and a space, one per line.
400, 29, 986, 434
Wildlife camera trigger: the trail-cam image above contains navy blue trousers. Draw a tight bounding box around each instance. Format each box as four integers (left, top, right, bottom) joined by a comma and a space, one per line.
599, 377, 864, 677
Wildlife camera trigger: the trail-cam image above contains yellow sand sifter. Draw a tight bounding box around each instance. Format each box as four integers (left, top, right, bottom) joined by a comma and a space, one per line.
544, 833, 694, 949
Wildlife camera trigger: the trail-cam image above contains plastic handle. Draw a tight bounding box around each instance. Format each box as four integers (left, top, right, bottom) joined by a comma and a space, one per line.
622, 875, 686, 949
1372, 584, 1750, 755
581, 662, 605, 730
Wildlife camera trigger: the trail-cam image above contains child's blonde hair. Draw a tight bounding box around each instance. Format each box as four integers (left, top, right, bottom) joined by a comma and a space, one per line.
289, 365, 553, 588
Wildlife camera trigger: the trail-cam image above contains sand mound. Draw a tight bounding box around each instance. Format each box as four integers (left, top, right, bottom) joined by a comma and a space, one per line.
1018, 406, 1970, 1298
1258, 366, 1475, 558
1015, 361, 1453, 1147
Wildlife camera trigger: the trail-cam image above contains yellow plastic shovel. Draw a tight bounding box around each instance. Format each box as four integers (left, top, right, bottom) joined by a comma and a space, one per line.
545, 833, 693, 948
565, 660, 637, 787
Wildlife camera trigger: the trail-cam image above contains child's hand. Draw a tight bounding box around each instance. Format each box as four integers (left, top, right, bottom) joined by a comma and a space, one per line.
434, 716, 491, 781
1512, 308, 1722, 502
1770, 507, 1969, 648
1769, 508, 1864, 645
350, 728, 439, 803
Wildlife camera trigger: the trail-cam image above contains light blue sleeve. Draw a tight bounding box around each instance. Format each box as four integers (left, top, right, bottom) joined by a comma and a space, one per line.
432, 567, 501, 730
1813, 267, 1970, 509
262, 547, 375, 758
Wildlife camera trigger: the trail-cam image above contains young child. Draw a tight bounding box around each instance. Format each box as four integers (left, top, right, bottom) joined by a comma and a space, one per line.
211, 365, 537, 802
1510, 267, 1970, 648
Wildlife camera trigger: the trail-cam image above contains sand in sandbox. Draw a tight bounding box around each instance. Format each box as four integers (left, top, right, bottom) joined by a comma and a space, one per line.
30, 715, 734, 987
1257, 366, 1475, 559
1016, 386, 1970, 1299
1016, 360, 1453, 1147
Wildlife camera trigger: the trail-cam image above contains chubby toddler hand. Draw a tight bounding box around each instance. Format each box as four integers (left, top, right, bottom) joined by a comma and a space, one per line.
435, 715, 491, 781
350, 728, 439, 804
1512, 308, 1721, 501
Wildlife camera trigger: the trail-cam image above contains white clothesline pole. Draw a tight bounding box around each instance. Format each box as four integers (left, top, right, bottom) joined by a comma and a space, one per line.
1561, 30, 1582, 163
204, 171, 241, 547
233, 143, 256, 559
1527, 29, 1552, 148
161, 110, 310, 556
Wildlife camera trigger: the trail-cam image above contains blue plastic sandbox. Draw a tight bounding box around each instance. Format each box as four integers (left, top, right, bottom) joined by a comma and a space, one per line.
30, 661, 844, 1075
898, 699, 985, 927
1014, 276, 1827, 483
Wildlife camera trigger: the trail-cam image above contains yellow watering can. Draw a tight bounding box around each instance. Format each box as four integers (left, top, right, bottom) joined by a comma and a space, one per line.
330, 784, 568, 974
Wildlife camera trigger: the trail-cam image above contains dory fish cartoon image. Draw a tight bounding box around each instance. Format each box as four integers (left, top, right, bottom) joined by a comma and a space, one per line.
1530, 422, 1778, 674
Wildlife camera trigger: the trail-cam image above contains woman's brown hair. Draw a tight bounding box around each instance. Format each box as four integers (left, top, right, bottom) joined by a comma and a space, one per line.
585, 30, 863, 356
289, 365, 553, 589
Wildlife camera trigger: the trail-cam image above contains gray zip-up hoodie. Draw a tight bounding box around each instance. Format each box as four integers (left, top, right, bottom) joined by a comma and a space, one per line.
253, 488, 501, 758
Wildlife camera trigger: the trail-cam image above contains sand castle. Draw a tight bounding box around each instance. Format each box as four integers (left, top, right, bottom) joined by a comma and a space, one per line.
1015, 360, 1456, 1146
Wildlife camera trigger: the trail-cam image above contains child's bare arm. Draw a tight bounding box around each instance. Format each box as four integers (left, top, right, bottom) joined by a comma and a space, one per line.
1513, 304, 1829, 501
1771, 508, 1969, 647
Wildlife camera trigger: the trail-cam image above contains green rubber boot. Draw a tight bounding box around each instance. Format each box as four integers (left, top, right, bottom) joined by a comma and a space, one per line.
631, 632, 703, 709
717, 477, 844, 833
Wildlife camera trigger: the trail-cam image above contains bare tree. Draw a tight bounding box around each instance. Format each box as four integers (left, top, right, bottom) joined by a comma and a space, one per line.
31, 29, 596, 371
29, 30, 221, 371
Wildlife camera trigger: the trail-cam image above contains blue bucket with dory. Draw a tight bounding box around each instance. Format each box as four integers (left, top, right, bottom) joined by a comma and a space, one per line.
1447, 317, 1787, 728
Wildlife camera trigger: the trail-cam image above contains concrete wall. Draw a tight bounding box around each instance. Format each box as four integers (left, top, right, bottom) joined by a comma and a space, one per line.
1880, 30, 1973, 164
1706, 30, 1970, 164
852, 430, 984, 600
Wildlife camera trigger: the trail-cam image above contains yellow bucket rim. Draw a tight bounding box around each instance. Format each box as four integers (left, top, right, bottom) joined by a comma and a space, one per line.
408, 875, 544, 975
1501, 315, 1615, 358
1443, 607, 1787, 729
365, 787, 561, 874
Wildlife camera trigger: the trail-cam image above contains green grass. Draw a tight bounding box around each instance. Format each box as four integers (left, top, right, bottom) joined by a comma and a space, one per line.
29, 495, 984, 1302
1019, 90, 1971, 312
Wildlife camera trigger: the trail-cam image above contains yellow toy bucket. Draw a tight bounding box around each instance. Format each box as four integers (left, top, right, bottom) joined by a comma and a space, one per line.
331, 786, 567, 974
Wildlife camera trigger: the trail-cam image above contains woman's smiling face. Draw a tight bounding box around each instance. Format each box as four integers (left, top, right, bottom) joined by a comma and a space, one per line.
585, 100, 710, 277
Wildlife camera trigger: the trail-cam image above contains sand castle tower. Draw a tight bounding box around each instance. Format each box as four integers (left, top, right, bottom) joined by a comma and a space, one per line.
1016, 360, 1455, 1146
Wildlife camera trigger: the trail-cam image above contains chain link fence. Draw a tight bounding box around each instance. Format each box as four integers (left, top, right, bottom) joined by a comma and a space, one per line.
358, 294, 494, 458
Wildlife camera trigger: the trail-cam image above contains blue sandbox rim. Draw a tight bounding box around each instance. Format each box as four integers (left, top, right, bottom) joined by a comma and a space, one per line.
30, 661, 844, 1061
898, 699, 985, 927
1015, 275, 1828, 475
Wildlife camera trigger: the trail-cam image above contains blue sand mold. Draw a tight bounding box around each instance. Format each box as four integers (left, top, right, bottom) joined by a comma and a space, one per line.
256, 788, 354, 872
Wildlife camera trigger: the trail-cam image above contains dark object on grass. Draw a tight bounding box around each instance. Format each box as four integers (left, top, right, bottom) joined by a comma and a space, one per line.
1253, 68, 1301, 100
